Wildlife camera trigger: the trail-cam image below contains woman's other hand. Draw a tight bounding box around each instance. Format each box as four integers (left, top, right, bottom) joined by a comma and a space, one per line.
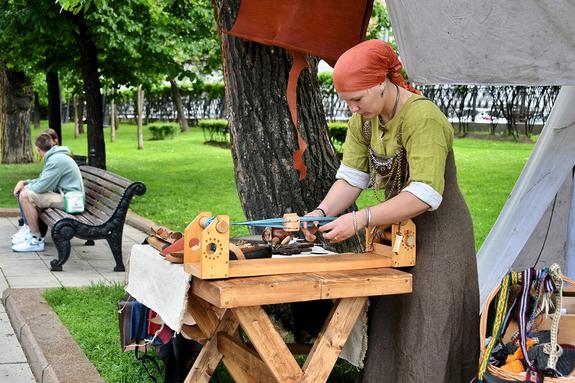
318, 212, 357, 244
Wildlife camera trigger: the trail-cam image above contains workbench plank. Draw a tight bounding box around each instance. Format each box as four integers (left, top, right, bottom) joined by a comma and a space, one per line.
192, 268, 412, 308
301, 297, 368, 383
187, 252, 392, 279
192, 273, 321, 308
184, 310, 239, 383
234, 306, 303, 383
314, 268, 413, 299
218, 333, 277, 382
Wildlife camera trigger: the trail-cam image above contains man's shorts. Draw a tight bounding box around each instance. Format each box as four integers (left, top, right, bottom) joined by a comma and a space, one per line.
26, 189, 64, 210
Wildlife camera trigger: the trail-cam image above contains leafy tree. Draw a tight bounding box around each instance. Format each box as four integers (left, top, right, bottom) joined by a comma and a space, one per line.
0, 0, 79, 145
366, 0, 397, 52
57, 0, 219, 157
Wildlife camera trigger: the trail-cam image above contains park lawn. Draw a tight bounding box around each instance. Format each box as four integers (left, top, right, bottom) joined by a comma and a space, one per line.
0, 121, 534, 247
5, 122, 534, 382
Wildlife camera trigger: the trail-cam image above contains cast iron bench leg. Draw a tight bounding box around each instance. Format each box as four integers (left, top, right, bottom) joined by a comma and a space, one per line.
51, 237, 72, 272
50, 224, 77, 272
107, 232, 125, 272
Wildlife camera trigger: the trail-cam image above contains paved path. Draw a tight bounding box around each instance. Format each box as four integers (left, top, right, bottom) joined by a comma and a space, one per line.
0, 215, 147, 382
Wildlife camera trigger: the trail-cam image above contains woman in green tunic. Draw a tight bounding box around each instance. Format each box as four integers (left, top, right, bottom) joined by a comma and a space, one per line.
306, 40, 479, 382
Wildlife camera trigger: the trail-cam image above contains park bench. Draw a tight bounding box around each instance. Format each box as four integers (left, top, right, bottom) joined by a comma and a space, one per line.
39, 165, 146, 272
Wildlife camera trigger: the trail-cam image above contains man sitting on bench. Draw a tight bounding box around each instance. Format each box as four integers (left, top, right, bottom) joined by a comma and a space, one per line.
11, 133, 84, 252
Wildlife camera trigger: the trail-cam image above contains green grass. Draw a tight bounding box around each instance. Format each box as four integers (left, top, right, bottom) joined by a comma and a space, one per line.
1, 121, 534, 246
43, 284, 164, 382
0, 121, 249, 236
3, 121, 535, 382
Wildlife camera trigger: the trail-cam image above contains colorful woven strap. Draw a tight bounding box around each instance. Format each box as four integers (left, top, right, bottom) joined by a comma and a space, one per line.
478, 272, 513, 380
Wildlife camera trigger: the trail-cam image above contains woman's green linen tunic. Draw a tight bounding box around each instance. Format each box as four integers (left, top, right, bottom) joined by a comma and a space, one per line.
342, 94, 453, 197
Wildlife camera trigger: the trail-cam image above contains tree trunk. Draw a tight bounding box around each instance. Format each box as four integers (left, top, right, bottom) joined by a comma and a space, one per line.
33, 92, 41, 130
73, 94, 80, 138
75, 17, 106, 169
77, 93, 85, 134
110, 96, 116, 142
136, 84, 144, 150
170, 79, 189, 132
46, 69, 62, 142
213, 0, 359, 251
0, 64, 34, 164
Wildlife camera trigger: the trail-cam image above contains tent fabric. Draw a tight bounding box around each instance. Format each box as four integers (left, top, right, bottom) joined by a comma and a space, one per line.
386, 0, 575, 85
566, 175, 575, 279
476, 86, 575, 308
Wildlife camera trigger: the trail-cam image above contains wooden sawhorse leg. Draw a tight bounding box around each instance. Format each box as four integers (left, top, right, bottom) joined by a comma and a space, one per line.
233, 297, 368, 383
186, 296, 367, 383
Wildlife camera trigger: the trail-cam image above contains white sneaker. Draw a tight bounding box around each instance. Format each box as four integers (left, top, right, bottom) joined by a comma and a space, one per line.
12, 235, 45, 252
11, 224, 30, 245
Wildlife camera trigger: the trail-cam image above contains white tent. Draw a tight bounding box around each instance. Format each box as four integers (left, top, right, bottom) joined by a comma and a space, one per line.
386, 0, 575, 308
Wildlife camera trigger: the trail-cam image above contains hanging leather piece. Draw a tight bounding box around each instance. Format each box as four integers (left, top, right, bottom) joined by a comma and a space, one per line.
225, 0, 374, 180
287, 51, 309, 180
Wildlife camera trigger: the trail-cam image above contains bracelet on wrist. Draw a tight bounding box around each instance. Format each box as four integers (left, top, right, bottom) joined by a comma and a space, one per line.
313, 207, 327, 217
365, 206, 372, 228
352, 211, 359, 234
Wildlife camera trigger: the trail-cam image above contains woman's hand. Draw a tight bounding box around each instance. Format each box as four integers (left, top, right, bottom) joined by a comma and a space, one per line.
301, 210, 324, 242
318, 212, 357, 244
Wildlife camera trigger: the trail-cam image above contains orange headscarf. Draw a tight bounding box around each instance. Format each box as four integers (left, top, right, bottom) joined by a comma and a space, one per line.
333, 40, 420, 94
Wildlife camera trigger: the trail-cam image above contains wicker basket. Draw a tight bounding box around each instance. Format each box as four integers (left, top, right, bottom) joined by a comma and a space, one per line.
479, 275, 575, 382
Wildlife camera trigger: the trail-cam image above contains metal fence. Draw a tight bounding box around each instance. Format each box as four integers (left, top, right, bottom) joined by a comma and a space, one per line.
104, 83, 559, 138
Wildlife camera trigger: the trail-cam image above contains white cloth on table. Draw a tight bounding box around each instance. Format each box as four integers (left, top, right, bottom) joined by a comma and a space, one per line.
126, 244, 192, 332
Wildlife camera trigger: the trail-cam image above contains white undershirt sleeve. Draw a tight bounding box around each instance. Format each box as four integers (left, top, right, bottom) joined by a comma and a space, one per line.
402, 181, 443, 211
335, 164, 370, 189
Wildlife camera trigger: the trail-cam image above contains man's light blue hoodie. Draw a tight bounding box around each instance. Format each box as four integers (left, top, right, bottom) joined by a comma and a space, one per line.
25, 146, 84, 195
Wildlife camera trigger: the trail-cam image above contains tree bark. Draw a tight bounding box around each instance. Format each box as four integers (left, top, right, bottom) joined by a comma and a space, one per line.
73, 94, 80, 138
170, 79, 189, 132
33, 92, 41, 130
46, 69, 62, 142
213, 0, 359, 252
136, 84, 144, 150
0, 64, 34, 164
77, 93, 85, 134
110, 96, 116, 142
75, 16, 106, 169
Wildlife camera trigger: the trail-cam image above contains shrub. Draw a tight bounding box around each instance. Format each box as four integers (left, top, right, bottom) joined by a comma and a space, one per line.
148, 124, 178, 140
328, 122, 347, 152
198, 119, 229, 145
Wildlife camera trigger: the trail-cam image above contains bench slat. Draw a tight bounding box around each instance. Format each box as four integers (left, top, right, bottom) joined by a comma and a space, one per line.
84, 179, 123, 205
85, 195, 116, 217
85, 188, 121, 211
45, 207, 101, 226
83, 203, 111, 223
80, 166, 132, 189
82, 173, 126, 196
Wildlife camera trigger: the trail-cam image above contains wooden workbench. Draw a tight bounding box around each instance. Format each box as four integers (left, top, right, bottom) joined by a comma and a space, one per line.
184, 267, 412, 383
